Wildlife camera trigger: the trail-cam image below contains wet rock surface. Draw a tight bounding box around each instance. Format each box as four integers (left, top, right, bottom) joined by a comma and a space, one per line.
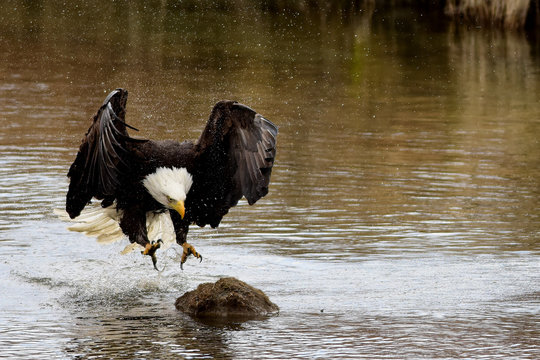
175, 277, 279, 319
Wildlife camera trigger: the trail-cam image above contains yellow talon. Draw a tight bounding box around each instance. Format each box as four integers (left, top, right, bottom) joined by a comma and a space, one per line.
180, 242, 202, 270
141, 240, 162, 271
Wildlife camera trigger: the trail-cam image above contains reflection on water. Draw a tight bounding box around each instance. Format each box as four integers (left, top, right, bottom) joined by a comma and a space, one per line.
1, 1, 539, 359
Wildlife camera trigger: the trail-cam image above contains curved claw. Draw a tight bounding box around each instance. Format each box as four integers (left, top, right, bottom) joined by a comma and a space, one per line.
142, 240, 163, 271
180, 242, 202, 270
150, 253, 162, 271
180, 255, 202, 270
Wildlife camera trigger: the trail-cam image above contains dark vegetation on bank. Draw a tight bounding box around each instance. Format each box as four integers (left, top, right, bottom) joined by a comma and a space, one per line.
162, 0, 538, 31
13, 0, 539, 31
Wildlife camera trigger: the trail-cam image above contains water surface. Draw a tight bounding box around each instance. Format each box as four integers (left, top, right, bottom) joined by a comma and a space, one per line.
1, 2, 539, 359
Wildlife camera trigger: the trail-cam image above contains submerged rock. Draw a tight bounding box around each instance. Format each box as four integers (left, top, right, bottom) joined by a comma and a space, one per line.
175, 277, 279, 319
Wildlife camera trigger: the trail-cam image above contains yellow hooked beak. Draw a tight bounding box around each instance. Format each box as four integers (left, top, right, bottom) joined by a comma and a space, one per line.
172, 200, 185, 219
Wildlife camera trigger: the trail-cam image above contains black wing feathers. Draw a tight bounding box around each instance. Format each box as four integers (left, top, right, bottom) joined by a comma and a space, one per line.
196, 101, 278, 215
66, 89, 146, 218
230, 113, 277, 205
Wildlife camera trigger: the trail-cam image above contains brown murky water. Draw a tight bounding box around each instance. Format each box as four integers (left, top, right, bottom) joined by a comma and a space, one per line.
1, 2, 539, 359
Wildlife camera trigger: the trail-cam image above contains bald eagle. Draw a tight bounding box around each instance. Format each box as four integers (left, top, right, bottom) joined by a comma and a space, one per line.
61, 89, 277, 270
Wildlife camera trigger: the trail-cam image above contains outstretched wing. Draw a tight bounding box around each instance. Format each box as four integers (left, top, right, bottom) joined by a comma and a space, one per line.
66, 88, 147, 219
227, 108, 277, 205
192, 101, 277, 226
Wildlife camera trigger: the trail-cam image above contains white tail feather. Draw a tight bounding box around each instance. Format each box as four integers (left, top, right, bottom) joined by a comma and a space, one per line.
55, 202, 176, 254
84, 221, 122, 237
97, 230, 126, 244
121, 242, 143, 255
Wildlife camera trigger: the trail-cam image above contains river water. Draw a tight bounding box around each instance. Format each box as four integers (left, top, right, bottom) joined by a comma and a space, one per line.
1, 2, 539, 359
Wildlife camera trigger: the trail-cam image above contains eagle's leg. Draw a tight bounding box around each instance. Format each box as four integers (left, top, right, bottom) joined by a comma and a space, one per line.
170, 211, 202, 269
120, 206, 162, 271
180, 243, 202, 270
142, 240, 163, 271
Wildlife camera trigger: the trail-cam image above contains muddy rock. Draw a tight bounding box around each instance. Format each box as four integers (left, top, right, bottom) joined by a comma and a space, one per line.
175, 277, 279, 319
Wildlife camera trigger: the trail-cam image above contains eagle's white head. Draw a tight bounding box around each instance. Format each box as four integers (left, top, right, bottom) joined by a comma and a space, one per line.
142, 167, 193, 218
